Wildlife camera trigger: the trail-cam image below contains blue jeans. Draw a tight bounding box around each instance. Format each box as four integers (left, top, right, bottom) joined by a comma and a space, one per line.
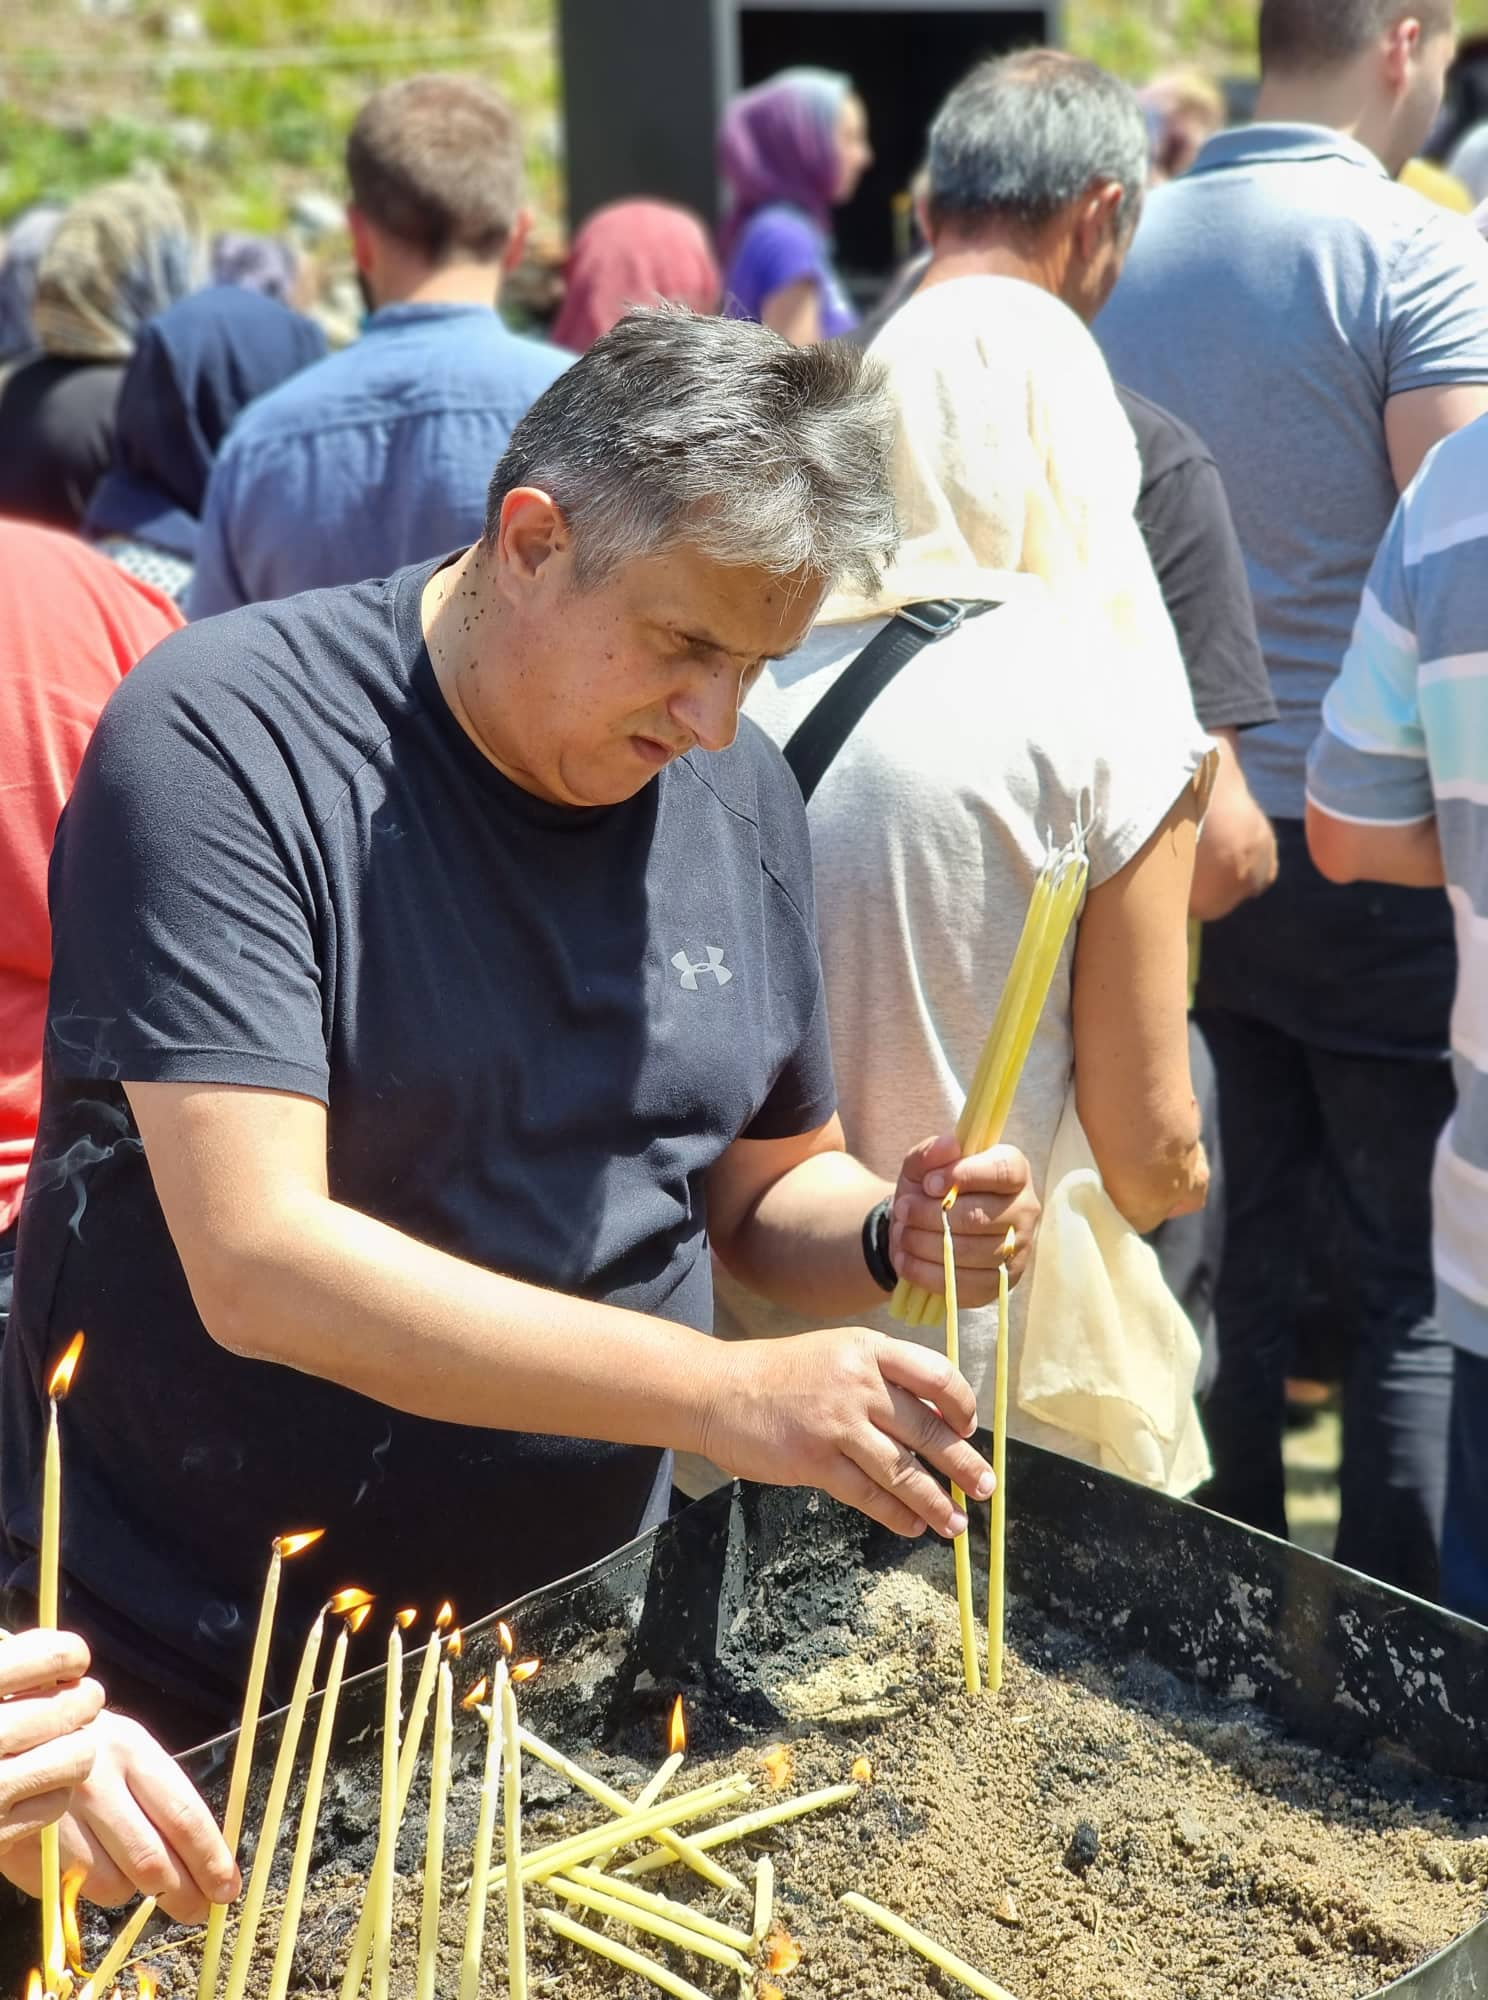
1194, 819, 1456, 1599
1444, 1348, 1488, 1625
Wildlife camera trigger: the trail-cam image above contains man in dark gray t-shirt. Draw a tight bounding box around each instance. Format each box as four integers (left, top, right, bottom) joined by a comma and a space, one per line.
1, 313, 1039, 1742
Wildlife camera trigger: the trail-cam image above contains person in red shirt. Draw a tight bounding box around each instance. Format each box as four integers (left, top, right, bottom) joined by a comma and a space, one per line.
0, 525, 236, 1921
0, 523, 182, 1326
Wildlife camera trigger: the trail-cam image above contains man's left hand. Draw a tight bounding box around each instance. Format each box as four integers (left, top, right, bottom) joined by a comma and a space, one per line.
890, 1136, 1039, 1304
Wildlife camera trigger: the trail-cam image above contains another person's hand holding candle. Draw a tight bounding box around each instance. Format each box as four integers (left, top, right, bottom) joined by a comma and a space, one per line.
0, 1631, 102, 1857
0, 1704, 239, 1921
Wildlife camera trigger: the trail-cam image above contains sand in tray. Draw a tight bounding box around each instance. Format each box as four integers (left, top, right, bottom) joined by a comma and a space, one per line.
130, 1547, 1488, 2000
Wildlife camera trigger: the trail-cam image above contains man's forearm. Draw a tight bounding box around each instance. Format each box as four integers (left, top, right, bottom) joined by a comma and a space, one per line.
711, 1150, 893, 1317
200, 1193, 727, 1451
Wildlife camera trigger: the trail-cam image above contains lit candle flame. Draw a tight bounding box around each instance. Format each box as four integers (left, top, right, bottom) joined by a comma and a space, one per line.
764, 1926, 801, 1975
48, 1330, 85, 1401
760, 1988, 784, 2000
760, 1745, 794, 1791
510, 1658, 540, 1685
137, 1974, 158, 2000
942, 1188, 959, 1215
461, 1676, 489, 1710
447, 1628, 464, 1658
347, 1602, 375, 1636
24, 1968, 41, 2000
395, 1607, 418, 1631
61, 1866, 85, 1972
497, 1620, 514, 1657
1001, 1223, 1017, 1261
435, 1602, 454, 1632
328, 1586, 374, 1616
274, 1529, 326, 1560
851, 1756, 874, 1785
668, 1695, 686, 1756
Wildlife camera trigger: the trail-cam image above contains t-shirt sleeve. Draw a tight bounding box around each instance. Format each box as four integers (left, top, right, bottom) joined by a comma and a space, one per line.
1138, 455, 1277, 732
740, 742, 838, 1141
46, 632, 331, 1097
186, 450, 254, 620
1385, 211, 1488, 398
1306, 497, 1434, 826
729, 211, 829, 320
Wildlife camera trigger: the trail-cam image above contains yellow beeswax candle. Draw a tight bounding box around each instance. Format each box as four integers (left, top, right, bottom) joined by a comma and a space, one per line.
942, 1200, 980, 1695
988, 1224, 1015, 1694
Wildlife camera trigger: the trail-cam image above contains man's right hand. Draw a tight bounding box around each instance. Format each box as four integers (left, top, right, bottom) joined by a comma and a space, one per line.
697, 1328, 993, 1539
0, 1631, 104, 1855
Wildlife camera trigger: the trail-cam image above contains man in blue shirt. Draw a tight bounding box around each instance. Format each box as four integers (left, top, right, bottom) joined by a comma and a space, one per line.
188, 75, 568, 616
1099, 0, 1488, 1596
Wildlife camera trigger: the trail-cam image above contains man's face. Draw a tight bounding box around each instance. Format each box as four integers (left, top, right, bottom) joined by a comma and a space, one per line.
484, 504, 825, 808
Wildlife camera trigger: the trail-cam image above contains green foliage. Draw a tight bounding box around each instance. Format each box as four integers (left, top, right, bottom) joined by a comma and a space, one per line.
1068, 0, 1488, 76
0, 101, 182, 215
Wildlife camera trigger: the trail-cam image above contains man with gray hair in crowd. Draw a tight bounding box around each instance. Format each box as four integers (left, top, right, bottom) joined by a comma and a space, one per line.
864, 48, 1280, 1384
1099, 0, 1488, 1600
0, 310, 1038, 1749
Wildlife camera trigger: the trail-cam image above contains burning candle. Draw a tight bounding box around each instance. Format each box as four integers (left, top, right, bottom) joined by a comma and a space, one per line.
518, 1727, 743, 1897
368, 1610, 413, 2000
591, 1695, 686, 1875
941, 1200, 981, 1696
198, 1526, 325, 2000
266, 1592, 373, 2000
222, 1601, 329, 2000
415, 1658, 454, 2000
76, 1897, 157, 2000
501, 1657, 528, 2000
988, 1224, 1016, 1695
458, 1658, 503, 2000
338, 1603, 449, 1998
487, 1775, 750, 1895
617, 1780, 857, 1881
38, 1330, 83, 1990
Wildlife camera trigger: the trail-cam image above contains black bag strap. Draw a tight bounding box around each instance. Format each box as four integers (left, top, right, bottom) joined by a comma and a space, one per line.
782, 599, 991, 804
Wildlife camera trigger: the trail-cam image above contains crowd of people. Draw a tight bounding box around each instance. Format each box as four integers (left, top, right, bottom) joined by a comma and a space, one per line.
0, 0, 1485, 1938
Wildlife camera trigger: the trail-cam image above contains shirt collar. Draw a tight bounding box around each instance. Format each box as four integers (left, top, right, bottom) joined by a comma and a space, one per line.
364, 301, 504, 333
1187, 122, 1389, 182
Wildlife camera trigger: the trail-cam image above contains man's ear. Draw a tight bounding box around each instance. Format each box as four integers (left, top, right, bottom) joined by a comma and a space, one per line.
495, 486, 569, 589
503, 209, 534, 274
347, 206, 376, 276
1382, 13, 1424, 89
1074, 181, 1127, 258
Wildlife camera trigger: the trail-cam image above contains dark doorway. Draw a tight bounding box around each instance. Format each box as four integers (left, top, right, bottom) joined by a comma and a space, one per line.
738, 8, 1050, 280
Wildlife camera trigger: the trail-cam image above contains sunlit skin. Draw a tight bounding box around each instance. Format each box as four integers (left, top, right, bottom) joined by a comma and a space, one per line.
423, 491, 825, 809
834, 93, 873, 203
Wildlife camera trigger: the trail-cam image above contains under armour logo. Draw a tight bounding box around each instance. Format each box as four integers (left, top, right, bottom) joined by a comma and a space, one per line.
672, 946, 733, 990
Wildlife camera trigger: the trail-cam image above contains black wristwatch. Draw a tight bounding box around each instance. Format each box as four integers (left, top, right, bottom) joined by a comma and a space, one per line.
861, 1197, 898, 1294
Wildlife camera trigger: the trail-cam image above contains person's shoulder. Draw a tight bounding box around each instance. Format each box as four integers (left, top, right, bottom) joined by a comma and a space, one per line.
213, 342, 340, 459
1114, 382, 1212, 484
737, 206, 824, 258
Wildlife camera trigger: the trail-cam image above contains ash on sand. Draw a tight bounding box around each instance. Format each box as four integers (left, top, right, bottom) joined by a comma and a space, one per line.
126, 1548, 1488, 1999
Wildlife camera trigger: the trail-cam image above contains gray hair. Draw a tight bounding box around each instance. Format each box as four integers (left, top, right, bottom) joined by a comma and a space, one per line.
485, 307, 899, 596
928, 49, 1148, 242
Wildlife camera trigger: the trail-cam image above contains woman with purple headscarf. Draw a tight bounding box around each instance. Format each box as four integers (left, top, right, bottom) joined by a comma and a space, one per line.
719, 67, 872, 343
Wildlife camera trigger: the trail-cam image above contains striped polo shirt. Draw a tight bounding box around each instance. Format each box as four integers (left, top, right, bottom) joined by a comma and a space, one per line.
1307, 414, 1488, 1357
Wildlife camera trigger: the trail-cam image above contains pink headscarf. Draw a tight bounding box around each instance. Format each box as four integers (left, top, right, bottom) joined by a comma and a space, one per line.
718, 67, 851, 258
552, 201, 722, 354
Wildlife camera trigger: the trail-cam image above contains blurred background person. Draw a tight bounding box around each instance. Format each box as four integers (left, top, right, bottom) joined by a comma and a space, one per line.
552, 199, 721, 353
1099, 0, 1488, 1597
82, 286, 327, 604
209, 229, 305, 307
718, 66, 872, 342
188, 74, 567, 617
0, 205, 64, 377
1140, 69, 1228, 182
0, 522, 181, 1340
0, 182, 201, 530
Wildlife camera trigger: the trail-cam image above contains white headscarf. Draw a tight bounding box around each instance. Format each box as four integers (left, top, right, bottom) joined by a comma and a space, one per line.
820, 274, 1191, 713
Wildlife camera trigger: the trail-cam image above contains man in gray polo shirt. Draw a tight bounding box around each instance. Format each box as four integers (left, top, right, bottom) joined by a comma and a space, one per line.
1099, 0, 1488, 1597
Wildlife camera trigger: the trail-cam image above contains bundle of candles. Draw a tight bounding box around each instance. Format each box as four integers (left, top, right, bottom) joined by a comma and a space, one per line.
894, 834, 1089, 1702
29, 1343, 1024, 2000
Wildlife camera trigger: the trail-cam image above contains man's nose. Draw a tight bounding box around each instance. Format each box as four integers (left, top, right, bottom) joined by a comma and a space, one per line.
671, 673, 742, 754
